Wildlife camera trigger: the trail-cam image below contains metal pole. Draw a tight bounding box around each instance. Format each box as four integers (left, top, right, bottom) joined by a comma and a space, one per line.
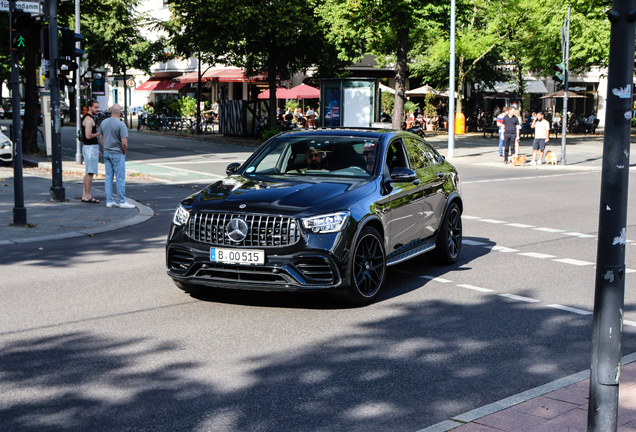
448, 0, 456, 158
587, 0, 636, 429
75, 0, 81, 164
9, 1, 27, 225
560, 5, 570, 165
47, 0, 64, 201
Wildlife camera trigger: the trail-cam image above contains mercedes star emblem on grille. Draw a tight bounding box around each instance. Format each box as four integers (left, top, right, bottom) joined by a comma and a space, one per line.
239, 204, 247, 209
226, 218, 249, 242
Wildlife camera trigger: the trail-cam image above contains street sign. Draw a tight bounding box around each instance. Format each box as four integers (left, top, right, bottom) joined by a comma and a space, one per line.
0, 1, 41, 14
127, 79, 135, 87
82, 81, 90, 88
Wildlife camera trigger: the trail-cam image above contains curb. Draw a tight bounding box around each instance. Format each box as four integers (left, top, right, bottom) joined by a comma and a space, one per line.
134, 129, 262, 148
414, 351, 636, 432
0, 198, 155, 245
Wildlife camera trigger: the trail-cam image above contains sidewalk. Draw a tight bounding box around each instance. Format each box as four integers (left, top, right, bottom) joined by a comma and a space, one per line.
418, 353, 636, 432
0, 166, 154, 245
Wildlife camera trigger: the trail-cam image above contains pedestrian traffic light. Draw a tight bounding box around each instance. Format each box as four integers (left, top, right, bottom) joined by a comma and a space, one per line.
553, 63, 566, 84
11, 11, 33, 52
61, 27, 84, 59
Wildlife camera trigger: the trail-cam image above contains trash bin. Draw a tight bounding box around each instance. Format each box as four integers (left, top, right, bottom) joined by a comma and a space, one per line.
455, 112, 465, 135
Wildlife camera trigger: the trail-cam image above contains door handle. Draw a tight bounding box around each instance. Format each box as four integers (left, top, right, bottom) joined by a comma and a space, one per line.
413, 179, 421, 185
437, 172, 444, 178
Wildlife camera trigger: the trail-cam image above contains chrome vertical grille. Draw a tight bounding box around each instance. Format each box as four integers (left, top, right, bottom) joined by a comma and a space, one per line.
186, 213, 300, 247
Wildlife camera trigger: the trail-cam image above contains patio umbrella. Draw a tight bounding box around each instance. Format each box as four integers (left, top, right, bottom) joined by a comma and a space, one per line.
405, 85, 436, 97
286, 84, 320, 99
379, 83, 395, 94
257, 87, 292, 99
539, 90, 586, 99
483, 91, 522, 100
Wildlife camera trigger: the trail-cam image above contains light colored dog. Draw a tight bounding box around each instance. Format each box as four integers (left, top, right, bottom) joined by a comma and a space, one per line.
510, 155, 527, 167
545, 151, 558, 165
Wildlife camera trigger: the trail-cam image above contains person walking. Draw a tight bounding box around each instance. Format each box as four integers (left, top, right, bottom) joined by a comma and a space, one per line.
529, 111, 550, 165
99, 104, 134, 209
497, 107, 507, 157
81, 100, 101, 203
502, 107, 520, 164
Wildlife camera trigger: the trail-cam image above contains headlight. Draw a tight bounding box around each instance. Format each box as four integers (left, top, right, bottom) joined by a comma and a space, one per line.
173, 205, 190, 226
0, 141, 11, 149
301, 211, 350, 233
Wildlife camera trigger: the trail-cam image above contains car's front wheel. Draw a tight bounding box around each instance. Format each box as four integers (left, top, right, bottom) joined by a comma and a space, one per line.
427, 202, 462, 264
332, 227, 386, 306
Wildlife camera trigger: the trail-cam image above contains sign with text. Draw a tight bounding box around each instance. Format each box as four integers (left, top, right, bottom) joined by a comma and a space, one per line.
0, 1, 41, 14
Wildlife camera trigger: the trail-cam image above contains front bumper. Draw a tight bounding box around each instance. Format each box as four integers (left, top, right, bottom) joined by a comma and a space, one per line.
166, 225, 352, 292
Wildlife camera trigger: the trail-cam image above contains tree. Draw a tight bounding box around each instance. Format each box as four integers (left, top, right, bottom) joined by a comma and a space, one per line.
410, 0, 526, 116
166, 0, 348, 130
317, 0, 448, 130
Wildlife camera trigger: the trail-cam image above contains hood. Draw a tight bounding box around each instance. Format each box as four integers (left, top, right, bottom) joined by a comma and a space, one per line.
184, 175, 375, 216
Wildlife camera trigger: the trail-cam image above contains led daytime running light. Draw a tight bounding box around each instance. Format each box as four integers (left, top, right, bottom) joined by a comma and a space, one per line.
302, 212, 349, 233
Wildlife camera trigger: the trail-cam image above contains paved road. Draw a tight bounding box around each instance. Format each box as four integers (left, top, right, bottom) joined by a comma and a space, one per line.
1, 133, 636, 431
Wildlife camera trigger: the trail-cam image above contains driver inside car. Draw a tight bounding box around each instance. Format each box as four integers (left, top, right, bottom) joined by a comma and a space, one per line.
305, 147, 329, 171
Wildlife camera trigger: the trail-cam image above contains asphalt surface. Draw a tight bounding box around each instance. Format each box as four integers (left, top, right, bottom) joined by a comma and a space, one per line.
1, 125, 636, 431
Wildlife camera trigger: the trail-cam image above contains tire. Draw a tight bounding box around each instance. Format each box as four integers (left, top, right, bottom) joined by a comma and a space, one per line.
426, 202, 462, 265
331, 227, 386, 306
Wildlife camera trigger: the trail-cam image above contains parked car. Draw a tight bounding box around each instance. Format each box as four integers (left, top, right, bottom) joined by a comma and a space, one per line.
0, 126, 14, 166
6, 102, 25, 119
0, 105, 5, 119
166, 129, 463, 305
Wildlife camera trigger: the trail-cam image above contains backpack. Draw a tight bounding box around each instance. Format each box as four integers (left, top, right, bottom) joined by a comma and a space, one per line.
77, 126, 85, 142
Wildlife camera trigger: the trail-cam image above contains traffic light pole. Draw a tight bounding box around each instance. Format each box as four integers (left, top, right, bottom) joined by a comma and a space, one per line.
560, 5, 570, 166
587, 0, 636, 429
9, 1, 27, 225
46, 0, 65, 201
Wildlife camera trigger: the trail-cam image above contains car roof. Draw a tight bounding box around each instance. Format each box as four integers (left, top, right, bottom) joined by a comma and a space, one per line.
277, 128, 399, 140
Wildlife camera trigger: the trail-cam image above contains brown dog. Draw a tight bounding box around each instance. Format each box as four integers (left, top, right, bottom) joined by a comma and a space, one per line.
510, 155, 527, 166
545, 151, 558, 165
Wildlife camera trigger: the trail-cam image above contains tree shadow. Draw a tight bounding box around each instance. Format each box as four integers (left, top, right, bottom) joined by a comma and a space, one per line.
2, 297, 635, 432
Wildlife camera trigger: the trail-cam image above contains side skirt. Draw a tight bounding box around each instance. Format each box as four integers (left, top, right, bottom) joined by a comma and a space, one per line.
386, 242, 436, 267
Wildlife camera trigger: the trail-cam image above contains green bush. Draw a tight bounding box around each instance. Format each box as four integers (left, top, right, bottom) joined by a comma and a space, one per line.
285, 100, 298, 112
262, 127, 282, 141
381, 92, 394, 114
178, 96, 197, 117
631, 117, 636, 127
404, 101, 419, 114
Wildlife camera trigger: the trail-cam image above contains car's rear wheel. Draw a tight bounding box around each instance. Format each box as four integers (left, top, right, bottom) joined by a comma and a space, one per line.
427, 202, 462, 264
332, 227, 386, 306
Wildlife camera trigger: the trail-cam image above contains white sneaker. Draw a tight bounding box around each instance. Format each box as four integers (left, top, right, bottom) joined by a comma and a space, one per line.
529, 160, 536, 166
537, 159, 542, 165
106, 202, 119, 208
118, 201, 135, 209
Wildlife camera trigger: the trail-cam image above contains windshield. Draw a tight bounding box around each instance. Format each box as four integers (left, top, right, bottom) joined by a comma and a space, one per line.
243, 136, 379, 178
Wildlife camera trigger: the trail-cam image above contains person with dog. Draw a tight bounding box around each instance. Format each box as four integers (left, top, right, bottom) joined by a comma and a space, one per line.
81, 100, 101, 203
529, 111, 550, 165
496, 107, 508, 157
502, 107, 520, 164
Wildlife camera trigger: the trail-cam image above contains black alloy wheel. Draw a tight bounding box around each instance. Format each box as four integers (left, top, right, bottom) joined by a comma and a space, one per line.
427, 202, 462, 264
332, 227, 386, 306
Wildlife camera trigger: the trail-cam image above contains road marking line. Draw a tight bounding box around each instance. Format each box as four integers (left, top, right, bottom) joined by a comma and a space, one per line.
474, 180, 492, 183
517, 252, 557, 259
457, 284, 493, 293
625, 269, 636, 273
479, 219, 507, 224
624, 320, 636, 327
144, 143, 166, 147
463, 239, 488, 246
547, 304, 593, 315
146, 164, 225, 178
533, 227, 566, 233
499, 294, 541, 303
462, 215, 481, 219
485, 245, 519, 253
506, 223, 535, 228
420, 276, 453, 283
563, 232, 584, 236
577, 234, 596, 238
553, 258, 595, 266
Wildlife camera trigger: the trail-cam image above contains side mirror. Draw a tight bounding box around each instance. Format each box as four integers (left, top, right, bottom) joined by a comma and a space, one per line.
0, 126, 6, 132
389, 167, 417, 183
226, 162, 241, 176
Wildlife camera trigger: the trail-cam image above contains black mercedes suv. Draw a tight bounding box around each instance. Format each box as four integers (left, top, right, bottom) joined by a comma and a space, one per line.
166, 129, 462, 305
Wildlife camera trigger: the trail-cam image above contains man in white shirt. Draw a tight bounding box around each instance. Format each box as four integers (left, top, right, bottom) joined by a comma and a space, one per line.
529, 111, 550, 165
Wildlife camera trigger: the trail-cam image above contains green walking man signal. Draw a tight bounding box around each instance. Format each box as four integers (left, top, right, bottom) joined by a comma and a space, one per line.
11, 11, 33, 52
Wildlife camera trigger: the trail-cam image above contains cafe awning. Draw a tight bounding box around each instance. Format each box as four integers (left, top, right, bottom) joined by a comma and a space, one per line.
487, 81, 549, 94
135, 78, 187, 93
173, 67, 268, 84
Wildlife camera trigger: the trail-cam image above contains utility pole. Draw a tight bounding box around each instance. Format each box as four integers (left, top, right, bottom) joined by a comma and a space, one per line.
560, 5, 570, 166
75, 0, 81, 164
587, 0, 636, 429
9, 0, 27, 225
447, 0, 456, 158
47, 0, 65, 201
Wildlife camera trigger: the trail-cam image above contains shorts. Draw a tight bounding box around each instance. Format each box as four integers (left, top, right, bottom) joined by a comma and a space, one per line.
532, 139, 546, 151
83, 145, 99, 175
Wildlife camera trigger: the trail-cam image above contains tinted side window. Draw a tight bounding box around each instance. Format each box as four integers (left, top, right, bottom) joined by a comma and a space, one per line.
403, 137, 429, 170
386, 140, 409, 172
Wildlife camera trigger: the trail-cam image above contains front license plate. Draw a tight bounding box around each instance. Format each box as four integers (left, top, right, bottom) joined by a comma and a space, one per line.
210, 248, 265, 265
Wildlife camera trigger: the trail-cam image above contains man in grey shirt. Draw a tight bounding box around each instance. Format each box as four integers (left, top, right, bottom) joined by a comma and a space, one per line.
99, 104, 134, 208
